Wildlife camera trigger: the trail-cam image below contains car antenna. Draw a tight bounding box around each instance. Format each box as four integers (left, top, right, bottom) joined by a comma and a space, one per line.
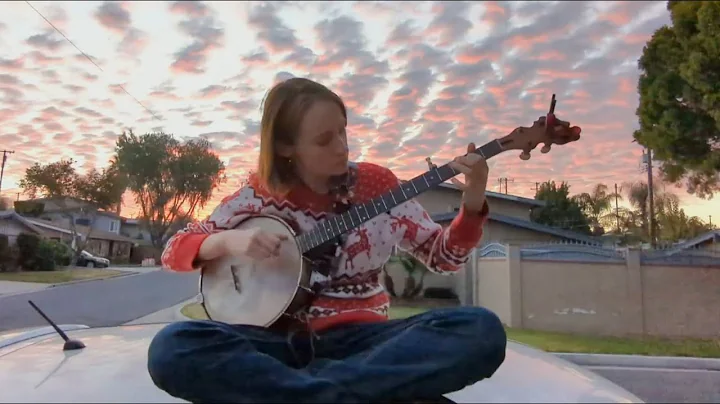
28, 300, 86, 351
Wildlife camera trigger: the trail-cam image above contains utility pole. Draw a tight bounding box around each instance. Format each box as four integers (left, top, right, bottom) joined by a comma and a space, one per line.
645, 148, 656, 248
0, 150, 15, 196
497, 177, 513, 194
614, 183, 620, 232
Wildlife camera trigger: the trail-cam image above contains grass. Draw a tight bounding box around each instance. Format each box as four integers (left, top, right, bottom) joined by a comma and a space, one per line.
0, 268, 131, 284
180, 302, 720, 358
181, 302, 209, 320
505, 328, 720, 358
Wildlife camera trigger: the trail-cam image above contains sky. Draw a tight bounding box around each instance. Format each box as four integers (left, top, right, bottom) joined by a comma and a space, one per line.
0, 0, 717, 223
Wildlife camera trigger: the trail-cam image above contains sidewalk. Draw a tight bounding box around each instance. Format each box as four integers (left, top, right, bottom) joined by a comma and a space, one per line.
124, 294, 200, 325
0, 280, 49, 296
0, 265, 162, 297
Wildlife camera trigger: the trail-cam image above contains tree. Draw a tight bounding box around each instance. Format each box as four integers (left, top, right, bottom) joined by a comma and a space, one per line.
387, 250, 427, 299
621, 180, 656, 240
530, 181, 592, 235
112, 130, 226, 248
634, 1, 720, 199
573, 183, 622, 235
619, 179, 711, 244
653, 190, 712, 242
18, 159, 126, 263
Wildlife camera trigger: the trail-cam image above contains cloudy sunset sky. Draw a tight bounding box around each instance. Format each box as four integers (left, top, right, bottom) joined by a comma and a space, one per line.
0, 0, 717, 222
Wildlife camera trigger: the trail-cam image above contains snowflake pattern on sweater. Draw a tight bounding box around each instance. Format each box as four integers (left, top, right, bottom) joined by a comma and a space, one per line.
161, 162, 489, 331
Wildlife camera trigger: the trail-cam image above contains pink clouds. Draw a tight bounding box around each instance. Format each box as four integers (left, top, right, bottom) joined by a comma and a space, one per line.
169, 1, 224, 74
1, 1, 715, 220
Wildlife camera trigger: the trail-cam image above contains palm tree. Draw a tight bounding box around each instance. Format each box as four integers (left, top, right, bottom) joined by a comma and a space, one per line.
387, 251, 427, 299
654, 192, 712, 242
621, 180, 711, 244
620, 180, 663, 242
573, 183, 622, 234
380, 264, 397, 297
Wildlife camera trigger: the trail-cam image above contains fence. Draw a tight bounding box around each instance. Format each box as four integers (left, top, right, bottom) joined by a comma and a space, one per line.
472, 241, 720, 339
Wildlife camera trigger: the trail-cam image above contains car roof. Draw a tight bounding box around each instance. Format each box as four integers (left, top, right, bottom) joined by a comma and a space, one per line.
0, 323, 643, 403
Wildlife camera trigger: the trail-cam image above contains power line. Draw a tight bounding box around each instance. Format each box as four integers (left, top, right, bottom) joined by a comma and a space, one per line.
24, 1, 162, 122
497, 177, 514, 194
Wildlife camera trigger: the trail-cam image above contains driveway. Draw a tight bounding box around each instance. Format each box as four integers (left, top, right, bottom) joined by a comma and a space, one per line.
0, 269, 199, 332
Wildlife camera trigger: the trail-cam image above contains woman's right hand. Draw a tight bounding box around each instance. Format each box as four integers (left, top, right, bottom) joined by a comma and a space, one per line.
222, 228, 289, 261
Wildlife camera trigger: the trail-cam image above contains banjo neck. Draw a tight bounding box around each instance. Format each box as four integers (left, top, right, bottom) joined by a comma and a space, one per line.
295, 138, 508, 254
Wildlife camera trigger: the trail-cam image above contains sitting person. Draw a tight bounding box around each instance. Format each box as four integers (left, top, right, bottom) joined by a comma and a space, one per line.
147, 77, 573, 403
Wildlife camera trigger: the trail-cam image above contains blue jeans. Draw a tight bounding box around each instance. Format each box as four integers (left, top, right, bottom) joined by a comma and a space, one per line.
147, 306, 507, 403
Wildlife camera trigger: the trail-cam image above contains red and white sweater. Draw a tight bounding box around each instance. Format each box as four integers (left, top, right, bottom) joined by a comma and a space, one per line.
161, 162, 489, 331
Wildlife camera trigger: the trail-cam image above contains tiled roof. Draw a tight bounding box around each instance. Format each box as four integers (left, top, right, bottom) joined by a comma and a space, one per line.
431, 211, 601, 245
0, 210, 44, 234
399, 180, 545, 207
22, 217, 142, 244
434, 182, 546, 207
664, 230, 720, 255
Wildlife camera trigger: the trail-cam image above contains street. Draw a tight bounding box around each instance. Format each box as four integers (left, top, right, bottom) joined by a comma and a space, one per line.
0, 270, 199, 332
1, 272, 718, 404
591, 366, 720, 403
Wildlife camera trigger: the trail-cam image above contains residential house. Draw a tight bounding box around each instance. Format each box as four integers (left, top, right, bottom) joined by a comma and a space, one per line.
414, 182, 599, 245
664, 229, 720, 255
384, 182, 600, 303
9, 197, 146, 263
0, 210, 44, 244
120, 218, 152, 243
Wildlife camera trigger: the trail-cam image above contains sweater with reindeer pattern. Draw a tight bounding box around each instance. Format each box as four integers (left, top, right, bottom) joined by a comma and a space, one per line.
161, 162, 489, 332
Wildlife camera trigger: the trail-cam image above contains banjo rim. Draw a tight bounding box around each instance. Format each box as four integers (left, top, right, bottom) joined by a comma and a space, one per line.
198, 214, 308, 327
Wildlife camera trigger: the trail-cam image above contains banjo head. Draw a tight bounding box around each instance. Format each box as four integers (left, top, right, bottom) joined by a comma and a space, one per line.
199, 215, 308, 327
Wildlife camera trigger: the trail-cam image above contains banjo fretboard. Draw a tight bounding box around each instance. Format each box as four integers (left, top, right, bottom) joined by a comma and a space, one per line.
295, 138, 507, 253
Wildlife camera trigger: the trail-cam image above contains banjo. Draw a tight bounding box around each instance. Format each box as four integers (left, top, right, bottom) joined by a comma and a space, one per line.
199, 95, 580, 329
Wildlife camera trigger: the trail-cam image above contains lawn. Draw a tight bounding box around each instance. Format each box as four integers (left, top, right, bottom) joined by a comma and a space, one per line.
0, 268, 131, 284
181, 302, 720, 358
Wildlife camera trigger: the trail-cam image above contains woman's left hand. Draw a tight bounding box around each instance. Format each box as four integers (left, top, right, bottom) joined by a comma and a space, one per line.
448, 142, 489, 213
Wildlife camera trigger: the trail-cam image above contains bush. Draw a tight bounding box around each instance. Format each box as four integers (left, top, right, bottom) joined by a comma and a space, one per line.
0, 234, 18, 272
34, 240, 57, 271
16, 233, 41, 270
44, 239, 72, 266
14, 233, 59, 271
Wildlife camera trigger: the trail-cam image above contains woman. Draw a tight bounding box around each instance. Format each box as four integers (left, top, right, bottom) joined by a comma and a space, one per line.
148, 77, 574, 403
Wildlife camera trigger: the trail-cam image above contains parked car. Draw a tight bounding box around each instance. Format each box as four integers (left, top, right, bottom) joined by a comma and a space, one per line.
75, 250, 110, 268
0, 322, 644, 403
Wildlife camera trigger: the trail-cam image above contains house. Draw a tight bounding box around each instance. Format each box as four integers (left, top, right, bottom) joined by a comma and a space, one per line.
120, 218, 152, 243
664, 229, 720, 255
413, 182, 599, 245
19, 196, 123, 235
7, 197, 149, 263
383, 181, 600, 304
0, 210, 45, 244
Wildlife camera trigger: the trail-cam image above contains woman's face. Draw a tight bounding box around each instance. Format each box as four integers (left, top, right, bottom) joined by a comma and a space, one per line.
289, 100, 350, 184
